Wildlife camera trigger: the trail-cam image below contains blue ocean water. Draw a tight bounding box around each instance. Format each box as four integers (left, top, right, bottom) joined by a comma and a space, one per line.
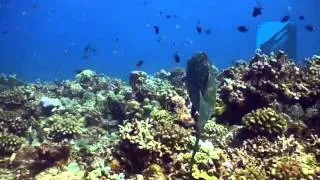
0, 0, 319, 82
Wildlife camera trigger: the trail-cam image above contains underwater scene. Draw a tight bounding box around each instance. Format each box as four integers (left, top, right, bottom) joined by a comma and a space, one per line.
0, 0, 320, 179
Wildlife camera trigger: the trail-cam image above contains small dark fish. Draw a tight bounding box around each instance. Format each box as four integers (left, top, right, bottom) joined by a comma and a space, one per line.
172, 14, 178, 18
83, 44, 97, 59
174, 52, 181, 63
298, 16, 305, 20
237, 26, 248, 32
196, 26, 202, 34
136, 60, 144, 68
84, 44, 91, 53
165, 15, 171, 19
281, 15, 290, 22
252, 6, 262, 17
305, 24, 315, 31
84, 44, 97, 53
153, 25, 160, 35
143, 1, 147, 6
205, 29, 212, 35
115, 37, 120, 42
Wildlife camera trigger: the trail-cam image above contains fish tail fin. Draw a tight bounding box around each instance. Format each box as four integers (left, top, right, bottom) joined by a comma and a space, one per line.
190, 131, 201, 173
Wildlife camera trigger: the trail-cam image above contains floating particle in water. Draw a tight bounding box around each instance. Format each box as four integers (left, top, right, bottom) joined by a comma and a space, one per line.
305, 24, 316, 32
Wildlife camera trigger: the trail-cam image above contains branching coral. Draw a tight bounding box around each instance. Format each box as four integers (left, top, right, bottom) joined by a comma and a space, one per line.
44, 113, 85, 141
143, 164, 168, 180
152, 121, 192, 154
306, 134, 320, 162
0, 109, 30, 136
175, 140, 223, 179
242, 135, 301, 159
305, 55, 320, 98
119, 118, 162, 152
129, 71, 186, 104
266, 155, 320, 179
242, 107, 289, 137
150, 109, 176, 123
0, 87, 29, 108
118, 115, 194, 174
203, 120, 231, 147
232, 165, 267, 180
0, 133, 24, 156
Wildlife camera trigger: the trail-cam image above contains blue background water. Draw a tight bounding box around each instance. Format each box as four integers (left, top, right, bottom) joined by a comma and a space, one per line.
0, 0, 319, 82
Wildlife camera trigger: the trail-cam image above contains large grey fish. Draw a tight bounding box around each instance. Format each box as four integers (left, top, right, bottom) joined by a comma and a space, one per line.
185, 52, 218, 172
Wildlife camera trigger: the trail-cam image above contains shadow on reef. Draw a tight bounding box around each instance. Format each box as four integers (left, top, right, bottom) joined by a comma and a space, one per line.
0, 51, 319, 179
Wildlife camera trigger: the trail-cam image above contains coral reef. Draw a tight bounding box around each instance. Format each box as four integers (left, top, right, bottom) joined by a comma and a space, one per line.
0, 51, 319, 179
10, 142, 71, 179
218, 51, 320, 125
